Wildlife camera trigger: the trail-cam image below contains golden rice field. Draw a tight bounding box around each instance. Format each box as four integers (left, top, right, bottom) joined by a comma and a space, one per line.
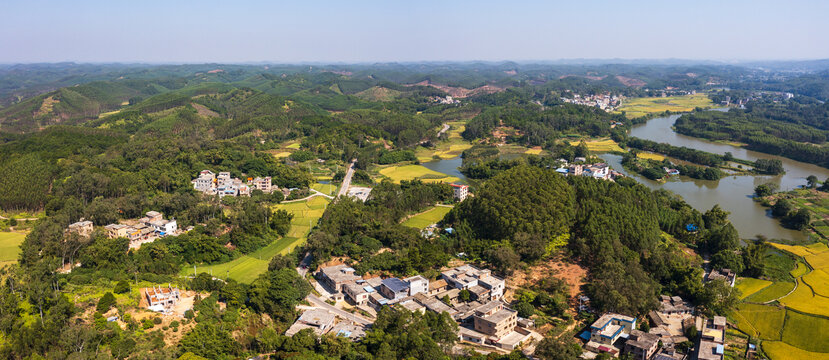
379, 165, 460, 184
806, 251, 829, 270
779, 278, 829, 317
763, 341, 829, 360
637, 152, 665, 161
730, 303, 785, 340
273, 151, 291, 158
803, 269, 829, 297
790, 262, 810, 278
581, 139, 625, 153
770, 242, 820, 257
735, 277, 772, 299
781, 310, 829, 353
614, 94, 714, 119
525, 148, 543, 155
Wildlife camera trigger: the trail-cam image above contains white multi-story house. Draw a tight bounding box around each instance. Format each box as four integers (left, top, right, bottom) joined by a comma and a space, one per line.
451, 184, 469, 201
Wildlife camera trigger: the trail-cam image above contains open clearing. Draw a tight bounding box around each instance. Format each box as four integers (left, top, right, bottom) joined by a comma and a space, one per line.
180, 196, 329, 283
614, 94, 714, 119
764, 341, 829, 360
736, 278, 773, 299
0, 231, 25, 267
379, 165, 460, 183
402, 206, 452, 229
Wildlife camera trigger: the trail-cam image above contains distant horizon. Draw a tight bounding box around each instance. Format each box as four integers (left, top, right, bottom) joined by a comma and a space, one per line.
2, 58, 829, 67
3, 0, 827, 63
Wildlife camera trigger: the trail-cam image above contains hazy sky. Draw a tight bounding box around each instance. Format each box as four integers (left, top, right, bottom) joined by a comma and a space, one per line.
2, 0, 827, 63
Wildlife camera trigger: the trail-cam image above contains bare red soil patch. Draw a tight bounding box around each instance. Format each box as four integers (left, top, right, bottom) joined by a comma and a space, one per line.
615, 75, 646, 87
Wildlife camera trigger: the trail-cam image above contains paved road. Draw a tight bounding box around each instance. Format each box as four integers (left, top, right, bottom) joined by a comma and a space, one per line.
436, 123, 450, 137
335, 159, 357, 199
306, 294, 373, 325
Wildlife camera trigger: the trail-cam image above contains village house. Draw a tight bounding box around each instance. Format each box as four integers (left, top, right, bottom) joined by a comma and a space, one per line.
66, 220, 94, 238
659, 295, 694, 315
343, 282, 372, 306
707, 269, 736, 287
317, 264, 361, 294
440, 264, 505, 301
285, 308, 336, 336
585, 313, 637, 355
624, 329, 661, 360
145, 285, 180, 312
405, 275, 429, 296
250, 176, 273, 193
379, 277, 410, 301
428, 279, 449, 295
451, 184, 469, 202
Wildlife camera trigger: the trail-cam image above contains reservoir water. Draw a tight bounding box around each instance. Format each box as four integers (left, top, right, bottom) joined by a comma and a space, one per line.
617, 114, 829, 241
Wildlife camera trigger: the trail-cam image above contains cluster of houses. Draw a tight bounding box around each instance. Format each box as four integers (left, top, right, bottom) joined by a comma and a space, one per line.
104, 211, 180, 249
560, 92, 623, 112
312, 264, 540, 351
192, 170, 278, 197
285, 308, 367, 340
707, 269, 737, 287
580, 295, 727, 360
556, 160, 623, 181
65, 211, 183, 250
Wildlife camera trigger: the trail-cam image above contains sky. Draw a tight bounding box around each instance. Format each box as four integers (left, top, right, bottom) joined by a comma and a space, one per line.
1, 0, 828, 63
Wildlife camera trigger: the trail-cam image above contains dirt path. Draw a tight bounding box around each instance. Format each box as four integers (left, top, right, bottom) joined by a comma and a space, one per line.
281, 189, 333, 203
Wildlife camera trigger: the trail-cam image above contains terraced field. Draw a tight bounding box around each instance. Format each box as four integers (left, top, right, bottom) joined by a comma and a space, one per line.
402, 206, 452, 229
637, 152, 665, 161
379, 165, 460, 184
180, 196, 330, 283
779, 278, 829, 317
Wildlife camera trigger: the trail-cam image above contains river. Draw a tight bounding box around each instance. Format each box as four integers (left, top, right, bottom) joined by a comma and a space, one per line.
616, 113, 829, 241
420, 113, 828, 241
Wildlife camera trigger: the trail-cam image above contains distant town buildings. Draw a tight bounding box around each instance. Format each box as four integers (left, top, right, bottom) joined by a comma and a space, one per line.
561, 92, 622, 112
192, 170, 277, 197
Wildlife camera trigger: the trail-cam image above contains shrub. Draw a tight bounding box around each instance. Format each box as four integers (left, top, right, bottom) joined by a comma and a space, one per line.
96, 292, 116, 312
114, 280, 131, 294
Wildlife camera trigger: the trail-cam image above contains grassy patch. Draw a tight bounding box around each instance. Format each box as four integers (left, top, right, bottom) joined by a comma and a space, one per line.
0, 231, 25, 264
614, 94, 714, 119
402, 206, 452, 229
781, 310, 829, 352
379, 165, 460, 184
765, 249, 798, 282
311, 182, 338, 196
730, 303, 785, 340
744, 282, 796, 303
736, 278, 773, 300
180, 197, 330, 283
